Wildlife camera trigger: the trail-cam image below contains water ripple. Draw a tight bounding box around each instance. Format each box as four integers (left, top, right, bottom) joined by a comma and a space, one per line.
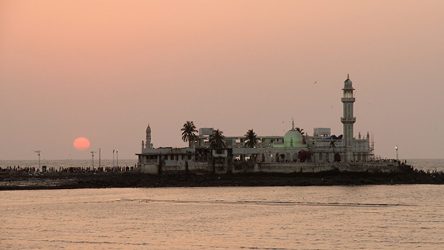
133, 198, 410, 208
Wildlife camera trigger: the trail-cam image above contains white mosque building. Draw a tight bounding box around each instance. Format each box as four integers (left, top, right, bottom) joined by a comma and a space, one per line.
137, 76, 400, 174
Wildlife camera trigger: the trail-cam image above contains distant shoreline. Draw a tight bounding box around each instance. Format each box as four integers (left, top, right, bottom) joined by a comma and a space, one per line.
1, 170, 443, 190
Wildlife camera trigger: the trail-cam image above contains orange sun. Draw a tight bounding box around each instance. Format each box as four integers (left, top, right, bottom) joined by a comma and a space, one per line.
73, 137, 91, 151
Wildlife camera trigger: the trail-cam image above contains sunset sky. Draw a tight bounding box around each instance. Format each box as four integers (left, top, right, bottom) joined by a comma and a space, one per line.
1, 0, 443, 160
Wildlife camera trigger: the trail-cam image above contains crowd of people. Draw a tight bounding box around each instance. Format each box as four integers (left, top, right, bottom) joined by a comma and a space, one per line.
0, 165, 138, 175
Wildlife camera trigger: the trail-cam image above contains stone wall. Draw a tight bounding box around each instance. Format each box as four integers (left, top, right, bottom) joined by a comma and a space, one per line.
139, 159, 401, 174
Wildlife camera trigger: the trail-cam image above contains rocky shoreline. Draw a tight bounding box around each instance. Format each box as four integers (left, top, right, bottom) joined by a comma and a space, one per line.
1, 168, 443, 190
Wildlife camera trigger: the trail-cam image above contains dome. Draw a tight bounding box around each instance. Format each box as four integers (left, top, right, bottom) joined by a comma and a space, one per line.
344, 74, 353, 89
283, 129, 304, 148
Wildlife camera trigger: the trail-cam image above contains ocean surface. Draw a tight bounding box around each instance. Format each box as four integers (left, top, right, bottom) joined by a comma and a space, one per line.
1, 186, 443, 249
1, 159, 443, 249
406, 159, 444, 172
1, 159, 443, 171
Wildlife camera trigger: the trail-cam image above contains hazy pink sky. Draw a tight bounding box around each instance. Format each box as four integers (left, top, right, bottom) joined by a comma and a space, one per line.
1, 0, 443, 160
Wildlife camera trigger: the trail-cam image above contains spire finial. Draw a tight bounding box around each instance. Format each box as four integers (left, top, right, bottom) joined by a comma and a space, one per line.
347, 73, 350, 80
291, 118, 295, 130
146, 123, 151, 133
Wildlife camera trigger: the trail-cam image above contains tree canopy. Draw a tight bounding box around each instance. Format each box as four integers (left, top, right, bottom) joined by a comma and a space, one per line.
244, 129, 258, 148
181, 121, 198, 146
209, 129, 225, 150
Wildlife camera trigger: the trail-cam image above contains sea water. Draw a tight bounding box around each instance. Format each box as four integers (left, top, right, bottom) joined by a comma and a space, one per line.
1, 159, 443, 249
1, 185, 443, 249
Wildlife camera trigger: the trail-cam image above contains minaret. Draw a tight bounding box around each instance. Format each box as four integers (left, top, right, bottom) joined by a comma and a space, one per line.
341, 74, 356, 162
146, 124, 152, 149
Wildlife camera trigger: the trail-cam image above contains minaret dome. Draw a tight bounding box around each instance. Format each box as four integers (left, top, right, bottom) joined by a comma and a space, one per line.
146, 124, 151, 133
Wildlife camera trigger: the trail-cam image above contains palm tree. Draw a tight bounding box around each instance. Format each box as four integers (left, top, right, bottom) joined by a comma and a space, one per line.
209, 129, 225, 151
209, 129, 225, 174
244, 129, 259, 172
244, 129, 258, 148
296, 127, 305, 135
296, 127, 307, 144
181, 121, 198, 147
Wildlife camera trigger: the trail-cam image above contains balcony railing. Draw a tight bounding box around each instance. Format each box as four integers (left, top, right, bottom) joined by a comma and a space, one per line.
341, 117, 356, 123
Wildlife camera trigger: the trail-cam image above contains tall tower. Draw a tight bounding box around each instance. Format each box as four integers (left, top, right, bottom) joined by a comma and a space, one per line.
341, 74, 356, 162
146, 124, 152, 149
